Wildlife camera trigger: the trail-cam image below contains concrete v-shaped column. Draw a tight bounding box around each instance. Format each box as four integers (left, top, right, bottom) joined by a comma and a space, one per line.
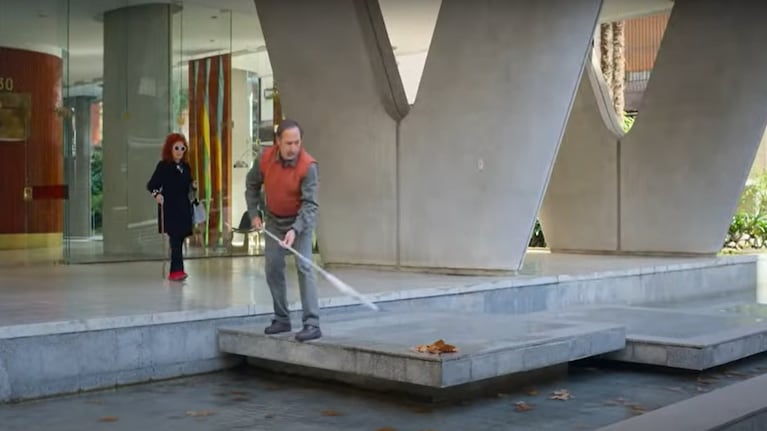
540, 62, 623, 252
398, 0, 602, 271
255, 0, 602, 272
255, 0, 406, 266
542, 0, 767, 255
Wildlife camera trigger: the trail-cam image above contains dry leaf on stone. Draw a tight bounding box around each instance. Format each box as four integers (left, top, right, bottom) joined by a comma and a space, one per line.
98, 416, 118, 422
321, 409, 343, 417
626, 403, 648, 415
186, 410, 215, 418
549, 389, 573, 401
514, 401, 534, 412
414, 339, 458, 354
525, 388, 539, 396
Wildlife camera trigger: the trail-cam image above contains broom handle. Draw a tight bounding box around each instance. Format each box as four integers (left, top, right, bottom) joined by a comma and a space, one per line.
260, 228, 379, 310
261, 228, 328, 276
160, 202, 165, 234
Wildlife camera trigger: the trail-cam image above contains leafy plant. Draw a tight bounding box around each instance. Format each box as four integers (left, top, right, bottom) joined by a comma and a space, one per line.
529, 219, 546, 248
91, 146, 103, 232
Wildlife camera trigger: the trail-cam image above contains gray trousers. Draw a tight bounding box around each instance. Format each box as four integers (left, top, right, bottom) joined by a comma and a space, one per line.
264, 222, 320, 327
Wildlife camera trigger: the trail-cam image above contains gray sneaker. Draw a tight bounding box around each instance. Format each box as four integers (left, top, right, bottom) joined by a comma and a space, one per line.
264, 320, 291, 335
295, 325, 322, 342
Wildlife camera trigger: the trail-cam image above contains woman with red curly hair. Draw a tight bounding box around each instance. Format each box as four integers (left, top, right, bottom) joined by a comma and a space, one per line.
146, 133, 197, 281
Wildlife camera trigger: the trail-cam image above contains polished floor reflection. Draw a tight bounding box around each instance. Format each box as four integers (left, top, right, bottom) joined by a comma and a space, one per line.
0, 251, 734, 329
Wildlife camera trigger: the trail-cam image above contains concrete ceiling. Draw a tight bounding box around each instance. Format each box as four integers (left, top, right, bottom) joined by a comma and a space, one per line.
0, 0, 673, 86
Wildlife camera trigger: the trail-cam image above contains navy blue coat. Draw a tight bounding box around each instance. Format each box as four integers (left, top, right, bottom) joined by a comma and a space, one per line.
146, 160, 194, 238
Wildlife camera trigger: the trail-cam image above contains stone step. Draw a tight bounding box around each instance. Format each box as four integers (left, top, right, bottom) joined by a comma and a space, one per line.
551, 306, 767, 370
218, 311, 625, 395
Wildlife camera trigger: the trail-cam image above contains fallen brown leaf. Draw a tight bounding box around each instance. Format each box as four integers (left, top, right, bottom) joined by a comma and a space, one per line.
321, 409, 343, 417
525, 388, 539, 396
186, 410, 215, 418
696, 376, 717, 385
98, 416, 118, 422
414, 339, 459, 354
549, 389, 573, 401
514, 401, 535, 412
626, 403, 648, 416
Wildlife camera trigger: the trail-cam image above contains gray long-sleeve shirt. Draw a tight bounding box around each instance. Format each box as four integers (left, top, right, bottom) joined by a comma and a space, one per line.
245, 150, 319, 235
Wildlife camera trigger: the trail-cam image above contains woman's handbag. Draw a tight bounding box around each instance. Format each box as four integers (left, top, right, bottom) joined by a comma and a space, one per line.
192, 200, 207, 225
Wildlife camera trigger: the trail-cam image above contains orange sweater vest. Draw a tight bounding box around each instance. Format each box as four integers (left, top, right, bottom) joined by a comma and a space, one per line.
259, 146, 316, 217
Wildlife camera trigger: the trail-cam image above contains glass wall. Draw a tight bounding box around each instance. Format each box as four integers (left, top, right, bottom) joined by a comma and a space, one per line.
0, 0, 277, 266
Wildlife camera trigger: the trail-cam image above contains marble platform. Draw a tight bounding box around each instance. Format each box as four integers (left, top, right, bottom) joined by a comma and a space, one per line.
0, 252, 758, 402
551, 306, 767, 370
219, 311, 625, 392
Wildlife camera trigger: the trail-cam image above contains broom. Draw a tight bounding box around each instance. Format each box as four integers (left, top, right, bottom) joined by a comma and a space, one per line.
261, 228, 380, 312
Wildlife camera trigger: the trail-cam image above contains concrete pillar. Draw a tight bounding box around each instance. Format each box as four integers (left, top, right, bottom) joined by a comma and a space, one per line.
540, 63, 623, 252
64, 96, 95, 239
255, 0, 406, 266
256, 0, 601, 272
102, 4, 173, 255
542, 0, 767, 255
398, 0, 601, 271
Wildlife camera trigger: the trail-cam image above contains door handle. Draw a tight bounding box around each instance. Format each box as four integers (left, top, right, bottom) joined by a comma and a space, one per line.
23, 186, 32, 202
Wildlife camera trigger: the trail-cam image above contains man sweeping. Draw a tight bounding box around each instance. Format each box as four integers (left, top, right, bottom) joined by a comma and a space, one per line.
246, 119, 321, 342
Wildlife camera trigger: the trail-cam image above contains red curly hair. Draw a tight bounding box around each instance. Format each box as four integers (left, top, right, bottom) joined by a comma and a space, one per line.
161, 133, 188, 162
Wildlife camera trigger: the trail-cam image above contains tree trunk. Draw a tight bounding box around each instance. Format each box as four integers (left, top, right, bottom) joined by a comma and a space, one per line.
612, 21, 626, 116
600, 23, 614, 100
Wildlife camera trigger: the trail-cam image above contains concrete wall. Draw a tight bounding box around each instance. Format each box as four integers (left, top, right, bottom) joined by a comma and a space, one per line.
543, 0, 767, 255
256, 0, 601, 272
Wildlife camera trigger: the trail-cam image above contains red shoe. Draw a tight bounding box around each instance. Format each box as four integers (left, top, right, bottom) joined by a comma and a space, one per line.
168, 271, 188, 281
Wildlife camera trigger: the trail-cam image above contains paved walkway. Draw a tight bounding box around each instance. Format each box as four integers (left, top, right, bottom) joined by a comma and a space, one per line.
0, 252, 736, 328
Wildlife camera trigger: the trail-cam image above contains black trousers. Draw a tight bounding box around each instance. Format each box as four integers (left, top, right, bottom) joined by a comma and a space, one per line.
169, 235, 185, 272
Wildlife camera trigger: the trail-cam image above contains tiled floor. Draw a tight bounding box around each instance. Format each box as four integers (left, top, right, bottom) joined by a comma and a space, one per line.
0, 251, 737, 328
